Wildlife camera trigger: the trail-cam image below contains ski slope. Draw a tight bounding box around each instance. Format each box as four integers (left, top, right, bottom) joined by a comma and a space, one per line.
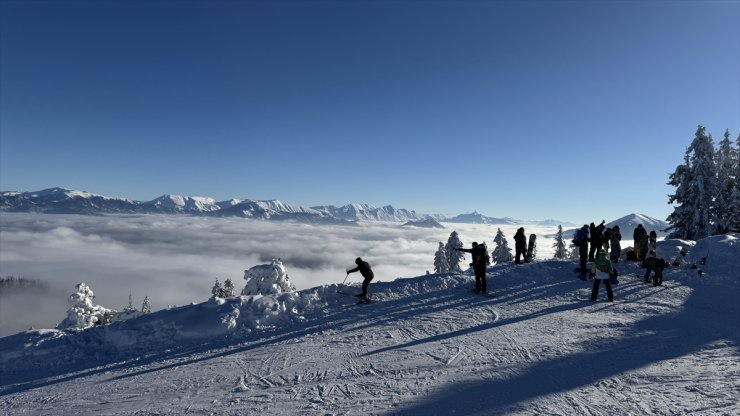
1, 235, 738, 415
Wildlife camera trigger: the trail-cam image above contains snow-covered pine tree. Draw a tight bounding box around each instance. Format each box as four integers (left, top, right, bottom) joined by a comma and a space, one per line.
444, 231, 465, 273
141, 296, 151, 313
553, 225, 568, 259
57, 283, 113, 330
433, 241, 448, 274
731, 133, 740, 232
223, 278, 235, 298
491, 228, 513, 264
714, 129, 737, 234
686, 126, 718, 239
212, 278, 224, 298
667, 151, 693, 239
123, 293, 137, 313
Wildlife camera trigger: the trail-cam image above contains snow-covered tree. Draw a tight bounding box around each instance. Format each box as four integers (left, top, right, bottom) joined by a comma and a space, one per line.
212, 278, 224, 298
687, 126, 718, 239
444, 231, 465, 273
141, 296, 151, 313
667, 151, 693, 239
223, 278, 235, 298
242, 258, 296, 296
714, 129, 736, 234
57, 283, 113, 330
123, 293, 137, 313
552, 225, 568, 259
731, 133, 740, 232
491, 228, 513, 264
433, 241, 448, 274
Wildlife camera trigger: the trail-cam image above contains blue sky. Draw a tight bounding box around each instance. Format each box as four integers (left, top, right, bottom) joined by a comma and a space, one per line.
1, 0, 738, 223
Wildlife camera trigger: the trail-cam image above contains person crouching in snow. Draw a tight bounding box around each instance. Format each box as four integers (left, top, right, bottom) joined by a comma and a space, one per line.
590, 250, 615, 302
347, 257, 374, 301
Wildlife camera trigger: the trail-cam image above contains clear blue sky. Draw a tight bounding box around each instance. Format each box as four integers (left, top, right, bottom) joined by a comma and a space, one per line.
1, 0, 738, 223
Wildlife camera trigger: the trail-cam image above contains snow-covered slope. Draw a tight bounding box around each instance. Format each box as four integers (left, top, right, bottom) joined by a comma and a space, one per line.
2, 234, 737, 415
607, 213, 670, 238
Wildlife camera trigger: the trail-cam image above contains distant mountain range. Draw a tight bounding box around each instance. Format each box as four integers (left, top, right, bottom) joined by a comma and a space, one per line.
0, 187, 578, 226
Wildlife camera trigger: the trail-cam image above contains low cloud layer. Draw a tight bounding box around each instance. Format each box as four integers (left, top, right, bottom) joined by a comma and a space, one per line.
0, 213, 558, 336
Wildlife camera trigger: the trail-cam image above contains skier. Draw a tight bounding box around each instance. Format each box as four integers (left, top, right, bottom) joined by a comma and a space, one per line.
456, 242, 489, 293
513, 227, 527, 264
590, 250, 615, 302
573, 225, 590, 279
643, 251, 667, 286
609, 225, 622, 262
346, 257, 374, 301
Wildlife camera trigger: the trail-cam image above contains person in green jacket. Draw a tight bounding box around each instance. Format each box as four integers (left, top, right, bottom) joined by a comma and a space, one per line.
590, 250, 615, 301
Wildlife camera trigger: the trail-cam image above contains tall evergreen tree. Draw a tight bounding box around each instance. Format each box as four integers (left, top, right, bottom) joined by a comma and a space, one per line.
730, 133, 740, 232
433, 241, 449, 274
444, 231, 465, 273
553, 225, 568, 259
714, 129, 736, 234
491, 228, 513, 264
667, 151, 693, 239
686, 126, 718, 239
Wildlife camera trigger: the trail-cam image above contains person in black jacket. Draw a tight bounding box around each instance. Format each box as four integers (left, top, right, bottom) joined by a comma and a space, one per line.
574, 225, 590, 279
643, 251, 666, 286
589, 221, 605, 262
513, 228, 527, 264
347, 257, 374, 300
456, 242, 489, 293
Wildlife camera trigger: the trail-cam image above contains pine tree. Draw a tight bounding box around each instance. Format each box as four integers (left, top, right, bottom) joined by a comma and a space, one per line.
686, 126, 718, 239
491, 228, 513, 264
57, 283, 112, 329
433, 241, 448, 274
667, 151, 693, 239
553, 225, 568, 259
714, 129, 736, 234
444, 231, 465, 273
123, 292, 137, 313
223, 279, 235, 297
212, 278, 224, 298
731, 133, 740, 232
141, 296, 151, 313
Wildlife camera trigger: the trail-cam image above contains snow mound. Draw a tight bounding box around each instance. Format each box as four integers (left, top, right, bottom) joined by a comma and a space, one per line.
241, 259, 295, 295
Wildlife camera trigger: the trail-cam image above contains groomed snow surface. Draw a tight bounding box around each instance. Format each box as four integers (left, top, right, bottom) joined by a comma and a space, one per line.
1, 235, 738, 415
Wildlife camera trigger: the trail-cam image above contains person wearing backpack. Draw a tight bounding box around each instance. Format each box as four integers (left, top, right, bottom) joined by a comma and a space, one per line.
590, 250, 615, 301
346, 257, 374, 301
456, 242, 489, 293
513, 227, 528, 264
634, 224, 648, 263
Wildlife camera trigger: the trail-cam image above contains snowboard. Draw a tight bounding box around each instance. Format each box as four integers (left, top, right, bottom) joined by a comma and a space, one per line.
526, 234, 537, 261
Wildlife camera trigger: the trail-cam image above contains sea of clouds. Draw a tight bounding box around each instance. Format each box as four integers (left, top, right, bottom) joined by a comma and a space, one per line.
0, 213, 559, 336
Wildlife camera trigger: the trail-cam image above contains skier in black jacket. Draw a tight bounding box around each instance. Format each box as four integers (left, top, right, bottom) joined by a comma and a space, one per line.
589, 221, 605, 262
513, 228, 527, 264
456, 242, 489, 293
347, 257, 374, 301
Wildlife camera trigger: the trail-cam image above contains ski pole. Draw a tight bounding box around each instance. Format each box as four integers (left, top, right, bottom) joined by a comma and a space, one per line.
337, 274, 349, 293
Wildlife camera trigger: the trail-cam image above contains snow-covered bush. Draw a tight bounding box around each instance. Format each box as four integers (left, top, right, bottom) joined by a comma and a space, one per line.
57, 283, 114, 330
242, 258, 296, 296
